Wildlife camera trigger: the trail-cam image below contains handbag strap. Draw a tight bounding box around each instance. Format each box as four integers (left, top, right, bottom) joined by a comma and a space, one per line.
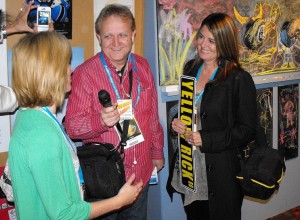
120, 119, 130, 156
108, 70, 133, 158
230, 73, 252, 183
108, 120, 130, 159
236, 148, 251, 182
118, 69, 133, 157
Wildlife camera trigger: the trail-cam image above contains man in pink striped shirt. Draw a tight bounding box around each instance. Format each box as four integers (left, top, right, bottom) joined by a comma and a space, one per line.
64, 4, 164, 220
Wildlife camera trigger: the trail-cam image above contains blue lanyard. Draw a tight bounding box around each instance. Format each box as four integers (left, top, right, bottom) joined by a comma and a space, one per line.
194, 65, 218, 104
99, 52, 141, 108
41, 107, 84, 184
41, 107, 75, 151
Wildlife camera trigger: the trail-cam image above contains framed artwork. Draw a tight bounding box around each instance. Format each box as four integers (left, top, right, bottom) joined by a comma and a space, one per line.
278, 84, 299, 159
157, 0, 300, 87
257, 87, 273, 148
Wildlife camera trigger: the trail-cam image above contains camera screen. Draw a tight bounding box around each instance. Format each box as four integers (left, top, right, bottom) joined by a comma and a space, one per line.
38, 11, 50, 25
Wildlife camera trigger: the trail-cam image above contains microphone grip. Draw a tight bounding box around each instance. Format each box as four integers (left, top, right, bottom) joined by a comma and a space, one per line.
98, 90, 112, 107
102, 102, 112, 108
98, 90, 123, 134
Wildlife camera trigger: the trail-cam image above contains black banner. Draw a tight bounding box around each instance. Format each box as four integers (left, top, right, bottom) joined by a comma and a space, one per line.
178, 75, 196, 192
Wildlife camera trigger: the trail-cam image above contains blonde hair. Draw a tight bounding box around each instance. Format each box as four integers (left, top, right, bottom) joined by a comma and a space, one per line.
12, 32, 71, 107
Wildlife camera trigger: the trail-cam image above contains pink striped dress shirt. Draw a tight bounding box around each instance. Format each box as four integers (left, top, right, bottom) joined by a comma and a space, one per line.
65, 52, 164, 187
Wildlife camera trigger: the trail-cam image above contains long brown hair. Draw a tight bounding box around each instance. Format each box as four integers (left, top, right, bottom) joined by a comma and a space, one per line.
197, 13, 240, 81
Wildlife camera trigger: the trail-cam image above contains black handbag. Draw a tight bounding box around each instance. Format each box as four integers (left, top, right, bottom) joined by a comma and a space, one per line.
236, 136, 286, 200
229, 73, 286, 200
77, 142, 126, 201
77, 120, 130, 201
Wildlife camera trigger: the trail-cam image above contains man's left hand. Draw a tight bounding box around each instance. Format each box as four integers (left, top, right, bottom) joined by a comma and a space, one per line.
153, 159, 164, 172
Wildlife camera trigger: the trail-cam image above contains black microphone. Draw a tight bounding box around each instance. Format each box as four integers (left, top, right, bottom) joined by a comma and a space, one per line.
98, 90, 123, 133
98, 90, 112, 108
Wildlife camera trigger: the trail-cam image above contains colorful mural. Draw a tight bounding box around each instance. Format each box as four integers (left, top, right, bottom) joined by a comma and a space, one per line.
157, 0, 300, 86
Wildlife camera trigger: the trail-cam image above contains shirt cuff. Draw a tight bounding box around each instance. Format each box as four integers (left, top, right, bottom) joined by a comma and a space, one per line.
152, 147, 164, 159
90, 111, 108, 134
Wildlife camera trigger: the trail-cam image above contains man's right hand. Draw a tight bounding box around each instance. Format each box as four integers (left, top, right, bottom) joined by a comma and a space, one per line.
100, 103, 120, 127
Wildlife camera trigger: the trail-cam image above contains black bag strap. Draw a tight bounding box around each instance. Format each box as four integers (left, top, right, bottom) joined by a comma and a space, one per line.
128, 69, 133, 96
109, 69, 133, 158
236, 148, 251, 183
120, 120, 130, 156
108, 119, 130, 159
230, 73, 252, 184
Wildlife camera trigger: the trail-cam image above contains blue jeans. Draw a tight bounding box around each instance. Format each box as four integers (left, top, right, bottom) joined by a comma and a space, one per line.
96, 183, 150, 220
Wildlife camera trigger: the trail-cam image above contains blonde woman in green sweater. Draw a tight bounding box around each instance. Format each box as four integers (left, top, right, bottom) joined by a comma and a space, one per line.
9, 32, 142, 220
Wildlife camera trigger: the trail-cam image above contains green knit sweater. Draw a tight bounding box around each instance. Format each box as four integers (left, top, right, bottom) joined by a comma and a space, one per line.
9, 108, 91, 220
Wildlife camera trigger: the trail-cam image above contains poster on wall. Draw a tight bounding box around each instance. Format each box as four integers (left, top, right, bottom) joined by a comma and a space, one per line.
157, 0, 300, 86
26, 0, 72, 39
278, 84, 299, 159
256, 87, 273, 148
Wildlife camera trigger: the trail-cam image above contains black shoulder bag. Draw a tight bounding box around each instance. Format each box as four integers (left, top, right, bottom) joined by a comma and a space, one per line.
77, 120, 129, 201
236, 130, 286, 200
77, 70, 134, 201
232, 74, 286, 200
